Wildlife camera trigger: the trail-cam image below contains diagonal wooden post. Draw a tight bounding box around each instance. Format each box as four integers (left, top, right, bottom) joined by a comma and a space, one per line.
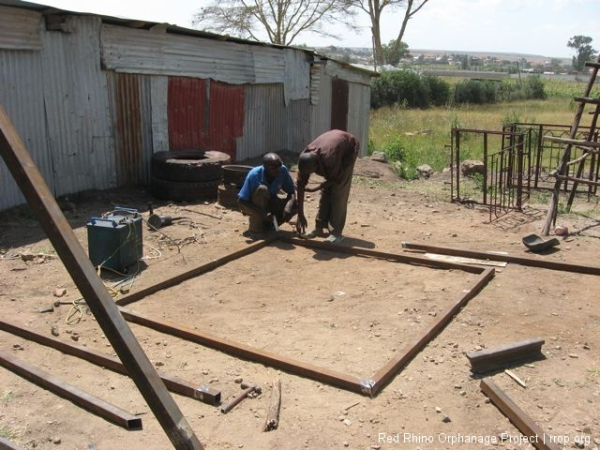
0, 105, 203, 450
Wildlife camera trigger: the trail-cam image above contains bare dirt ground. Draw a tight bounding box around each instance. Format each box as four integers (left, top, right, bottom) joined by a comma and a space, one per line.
0, 156, 599, 450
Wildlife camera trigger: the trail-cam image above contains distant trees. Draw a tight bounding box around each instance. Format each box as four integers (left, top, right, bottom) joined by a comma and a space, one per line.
382, 39, 409, 66
349, 0, 430, 66
567, 35, 597, 71
192, 0, 355, 46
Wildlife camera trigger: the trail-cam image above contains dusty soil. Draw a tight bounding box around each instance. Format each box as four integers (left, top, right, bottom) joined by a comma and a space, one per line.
0, 156, 599, 450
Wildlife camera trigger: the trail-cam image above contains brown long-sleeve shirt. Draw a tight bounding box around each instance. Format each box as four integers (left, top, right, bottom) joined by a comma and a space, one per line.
297, 130, 359, 186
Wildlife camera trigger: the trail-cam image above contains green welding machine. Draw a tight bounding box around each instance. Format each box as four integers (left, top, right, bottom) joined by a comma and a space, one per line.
86, 207, 143, 273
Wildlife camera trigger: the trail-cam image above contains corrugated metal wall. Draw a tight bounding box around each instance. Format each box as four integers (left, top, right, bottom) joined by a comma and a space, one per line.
0, 4, 374, 211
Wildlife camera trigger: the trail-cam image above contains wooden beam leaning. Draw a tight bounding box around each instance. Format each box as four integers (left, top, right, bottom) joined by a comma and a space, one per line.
120, 308, 366, 395
0, 319, 221, 406
0, 105, 203, 450
0, 349, 141, 430
369, 267, 495, 396
402, 242, 600, 276
467, 338, 545, 374
481, 378, 560, 450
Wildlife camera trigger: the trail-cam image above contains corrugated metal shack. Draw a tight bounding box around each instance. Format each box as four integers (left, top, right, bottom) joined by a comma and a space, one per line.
0, 0, 376, 211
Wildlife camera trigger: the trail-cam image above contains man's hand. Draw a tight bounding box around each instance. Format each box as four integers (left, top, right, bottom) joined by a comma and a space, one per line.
296, 213, 307, 235
282, 198, 296, 223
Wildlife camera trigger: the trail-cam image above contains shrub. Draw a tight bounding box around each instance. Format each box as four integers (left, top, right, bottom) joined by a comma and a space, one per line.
454, 79, 498, 105
371, 70, 451, 109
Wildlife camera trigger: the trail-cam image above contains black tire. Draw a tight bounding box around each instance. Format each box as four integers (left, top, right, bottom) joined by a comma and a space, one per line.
222, 165, 253, 188
217, 183, 240, 209
151, 150, 231, 183
150, 176, 220, 202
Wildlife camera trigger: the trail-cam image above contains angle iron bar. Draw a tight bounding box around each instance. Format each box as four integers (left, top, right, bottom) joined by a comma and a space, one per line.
279, 236, 485, 274
467, 338, 545, 374
0, 105, 203, 450
0, 319, 220, 406
116, 237, 277, 307
0, 437, 25, 450
369, 267, 495, 395
119, 308, 366, 395
402, 242, 600, 276
480, 378, 560, 450
0, 349, 142, 430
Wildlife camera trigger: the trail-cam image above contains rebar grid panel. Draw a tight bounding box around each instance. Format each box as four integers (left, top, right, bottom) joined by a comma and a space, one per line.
116, 235, 494, 397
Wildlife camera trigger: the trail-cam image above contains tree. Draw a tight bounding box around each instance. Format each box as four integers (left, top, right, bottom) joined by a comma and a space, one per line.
192, 0, 355, 46
567, 35, 597, 72
382, 39, 409, 66
349, 0, 429, 66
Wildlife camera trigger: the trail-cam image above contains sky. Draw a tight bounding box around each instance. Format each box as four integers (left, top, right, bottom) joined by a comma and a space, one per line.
38, 0, 598, 59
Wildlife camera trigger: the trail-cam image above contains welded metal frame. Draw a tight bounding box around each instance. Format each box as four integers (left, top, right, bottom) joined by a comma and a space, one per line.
116, 235, 494, 397
0, 105, 203, 450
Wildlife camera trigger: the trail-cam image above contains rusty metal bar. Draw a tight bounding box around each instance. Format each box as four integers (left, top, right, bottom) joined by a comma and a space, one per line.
279, 237, 485, 274
369, 267, 495, 395
0, 319, 221, 406
0, 436, 25, 450
116, 237, 277, 306
467, 338, 545, 374
0, 105, 203, 449
0, 349, 142, 430
402, 242, 600, 276
119, 308, 366, 395
480, 378, 560, 450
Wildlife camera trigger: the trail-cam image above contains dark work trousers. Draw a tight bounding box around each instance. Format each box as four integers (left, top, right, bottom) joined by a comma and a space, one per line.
242, 185, 292, 233
315, 162, 355, 236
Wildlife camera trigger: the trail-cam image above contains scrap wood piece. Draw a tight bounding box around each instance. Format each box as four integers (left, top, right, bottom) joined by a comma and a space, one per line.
480, 378, 560, 450
0, 318, 221, 406
466, 338, 545, 374
0, 349, 142, 430
505, 369, 527, 388
423, 253, 507, 267
263, 379, 281, 432
402, 241, 600, 276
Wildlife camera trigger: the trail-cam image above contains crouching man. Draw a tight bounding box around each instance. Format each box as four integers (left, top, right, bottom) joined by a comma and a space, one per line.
237, 153, 297, 238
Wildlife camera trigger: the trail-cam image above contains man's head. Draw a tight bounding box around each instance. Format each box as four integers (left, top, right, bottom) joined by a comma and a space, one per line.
298, 152, 317, 177
263, 153, 283, 179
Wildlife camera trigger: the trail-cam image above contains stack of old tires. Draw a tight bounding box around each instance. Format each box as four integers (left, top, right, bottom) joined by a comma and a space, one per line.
150, 150, 231, 202
217, 165, 253, 209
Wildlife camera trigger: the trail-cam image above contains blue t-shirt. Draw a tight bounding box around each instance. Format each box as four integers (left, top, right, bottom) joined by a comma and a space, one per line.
238, 165, 295, 201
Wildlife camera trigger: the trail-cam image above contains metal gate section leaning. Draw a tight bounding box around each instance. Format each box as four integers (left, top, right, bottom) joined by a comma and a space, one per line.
116, 235, 495, 397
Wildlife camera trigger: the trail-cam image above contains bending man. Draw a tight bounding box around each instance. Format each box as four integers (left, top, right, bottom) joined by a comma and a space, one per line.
238, 153, 297, 238
296, 130, 360, 244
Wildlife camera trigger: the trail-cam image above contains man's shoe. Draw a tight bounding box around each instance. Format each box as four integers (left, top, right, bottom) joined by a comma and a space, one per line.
324, 234, 344, 244
302, 228, 326, 239
243, 230, 263, 241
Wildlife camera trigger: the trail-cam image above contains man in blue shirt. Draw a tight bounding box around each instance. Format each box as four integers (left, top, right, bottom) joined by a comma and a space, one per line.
238, 153, 297, 237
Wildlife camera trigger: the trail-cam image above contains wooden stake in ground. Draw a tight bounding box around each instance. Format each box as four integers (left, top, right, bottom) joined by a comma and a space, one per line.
263, 379, 282, 432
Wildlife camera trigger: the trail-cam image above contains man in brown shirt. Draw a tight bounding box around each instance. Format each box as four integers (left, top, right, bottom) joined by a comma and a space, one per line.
295, 129, 360, 244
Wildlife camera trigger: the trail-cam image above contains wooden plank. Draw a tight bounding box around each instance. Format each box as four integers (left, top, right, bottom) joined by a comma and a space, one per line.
423, 253, 507, 267
481, 378, 560, 450
466, 338, 545, 374
0, 349, 142, 430
0, 104, 203, 449
0, 436, 25, 450
0, 318, 221, 406
402, 242, 600, 276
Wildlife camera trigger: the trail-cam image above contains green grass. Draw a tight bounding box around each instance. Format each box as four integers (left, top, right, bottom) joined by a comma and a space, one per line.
369, 94, 592, 178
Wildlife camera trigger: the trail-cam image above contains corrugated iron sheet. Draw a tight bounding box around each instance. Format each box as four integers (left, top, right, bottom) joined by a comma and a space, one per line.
167, 78, 244, 160
41, 15, 116, 196
168, 77, 207, 150
237, 84, 288, 162
0, 48, 49, 210
348, 83, 371, 157
101, 25, 259, 85
0, 6, 42, 50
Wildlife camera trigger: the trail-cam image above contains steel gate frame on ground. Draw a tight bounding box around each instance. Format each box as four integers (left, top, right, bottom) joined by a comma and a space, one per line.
116, 235, 495, 397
